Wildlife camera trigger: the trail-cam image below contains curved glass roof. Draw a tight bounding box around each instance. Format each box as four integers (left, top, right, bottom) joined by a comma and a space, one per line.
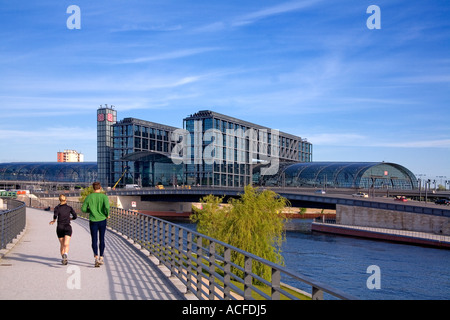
258, 162, 418, 189
1, 161, 418, 190
0, 162, 98, 183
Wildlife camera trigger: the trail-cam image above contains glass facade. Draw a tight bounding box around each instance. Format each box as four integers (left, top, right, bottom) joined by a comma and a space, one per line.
111, 117, 182, 188
258, 162, 418, 190
0, 162, 98, 184
182, 110, 313, 187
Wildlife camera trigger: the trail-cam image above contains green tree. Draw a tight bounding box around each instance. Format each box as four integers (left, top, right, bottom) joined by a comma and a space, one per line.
78, 186, 99, 203
191, 185, 290, 281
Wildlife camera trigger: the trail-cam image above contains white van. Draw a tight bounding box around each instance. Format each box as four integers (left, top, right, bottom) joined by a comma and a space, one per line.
125, 184, 140, 190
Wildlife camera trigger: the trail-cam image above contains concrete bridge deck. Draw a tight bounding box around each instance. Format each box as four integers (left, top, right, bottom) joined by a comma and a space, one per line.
0, 207, 187, 300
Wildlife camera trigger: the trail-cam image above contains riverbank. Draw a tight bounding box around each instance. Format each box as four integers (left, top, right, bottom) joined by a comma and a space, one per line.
311, 222, 450, 249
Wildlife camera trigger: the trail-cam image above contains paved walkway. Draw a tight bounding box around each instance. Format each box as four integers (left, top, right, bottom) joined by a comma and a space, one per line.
0, 208, 187, 300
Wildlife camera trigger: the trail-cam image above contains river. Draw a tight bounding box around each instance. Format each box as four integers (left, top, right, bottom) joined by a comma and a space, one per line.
282, 220, 450, 300
178, 220, 450, 300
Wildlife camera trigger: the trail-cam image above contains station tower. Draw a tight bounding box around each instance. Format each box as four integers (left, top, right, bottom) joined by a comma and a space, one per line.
97, 105, 117, 187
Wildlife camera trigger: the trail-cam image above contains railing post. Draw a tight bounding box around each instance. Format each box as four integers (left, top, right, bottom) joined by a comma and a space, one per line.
158, 220, 164, 262
244, 256, 252, 300
164, 223, 170, 266
223, 247, 232, 300
154, 219, 160, 262
186, 231, 193, 293
208, 241, 215, 300
132, 211, 136, 241
170, 224, 176, 276
143, 216, 149, 250
177, 228, 183, 276
312, 286, 324, 300
1, 209, 5, 249
133, 212, 138, 242
196, 235, 203, 299
137, 214, 143, 246
124, 210, 129, 238
271, 268, 281, 300
149, 217, 155, 255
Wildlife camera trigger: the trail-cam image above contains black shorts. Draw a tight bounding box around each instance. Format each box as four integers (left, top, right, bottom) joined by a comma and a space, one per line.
56, 224, 72, 238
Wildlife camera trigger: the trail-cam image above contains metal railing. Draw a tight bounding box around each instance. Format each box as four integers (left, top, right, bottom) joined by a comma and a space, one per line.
107, 207, 356, 300
0, 199, 26, 250
28, 197, 356, 300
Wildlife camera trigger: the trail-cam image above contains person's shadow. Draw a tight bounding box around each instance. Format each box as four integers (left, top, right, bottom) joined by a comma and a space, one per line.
5, 253, 93, 268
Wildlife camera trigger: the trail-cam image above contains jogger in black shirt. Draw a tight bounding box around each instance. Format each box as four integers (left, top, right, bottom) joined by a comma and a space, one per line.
49, 194, 77, 265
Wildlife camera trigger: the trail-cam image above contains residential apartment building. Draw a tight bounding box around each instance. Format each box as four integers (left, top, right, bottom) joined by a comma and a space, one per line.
57, 149, 84, 162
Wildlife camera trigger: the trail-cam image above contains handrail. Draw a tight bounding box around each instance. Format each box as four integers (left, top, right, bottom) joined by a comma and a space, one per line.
0, 199, 26, 250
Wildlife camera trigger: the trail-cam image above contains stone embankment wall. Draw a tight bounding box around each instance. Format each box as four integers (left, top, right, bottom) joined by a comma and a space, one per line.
337, 205, 450, 236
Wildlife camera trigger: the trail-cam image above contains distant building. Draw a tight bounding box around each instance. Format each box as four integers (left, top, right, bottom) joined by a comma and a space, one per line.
57, 150, 84, 162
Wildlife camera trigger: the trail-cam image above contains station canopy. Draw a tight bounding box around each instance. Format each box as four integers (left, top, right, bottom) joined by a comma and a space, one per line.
257, 162, 418, 190
0, 162, 98, 183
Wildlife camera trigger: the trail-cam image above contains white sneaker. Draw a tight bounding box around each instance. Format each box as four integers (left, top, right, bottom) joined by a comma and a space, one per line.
62, 254, 68, 265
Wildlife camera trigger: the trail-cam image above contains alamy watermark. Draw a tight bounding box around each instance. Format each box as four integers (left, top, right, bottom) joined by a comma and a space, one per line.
367, 5, 381, 30
366, 265, 381, 290
66, 5, 380, 31
66, 265, 81, 290
170, 121, 280, 176
66, 5, 81, 30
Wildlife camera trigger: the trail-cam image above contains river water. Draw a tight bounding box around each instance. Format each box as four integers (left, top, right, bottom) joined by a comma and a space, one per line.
177, 220, 450, 300
282, 222, 450, 300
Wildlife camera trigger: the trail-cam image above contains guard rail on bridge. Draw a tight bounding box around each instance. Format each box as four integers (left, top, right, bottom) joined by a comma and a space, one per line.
0, 199, 26, 250
28, 197, 357, 300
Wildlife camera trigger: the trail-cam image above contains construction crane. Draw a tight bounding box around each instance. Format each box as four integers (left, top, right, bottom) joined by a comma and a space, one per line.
112, 166, 128, 190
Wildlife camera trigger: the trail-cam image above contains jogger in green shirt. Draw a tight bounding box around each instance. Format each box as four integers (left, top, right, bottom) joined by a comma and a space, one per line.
81, 182, 110, 267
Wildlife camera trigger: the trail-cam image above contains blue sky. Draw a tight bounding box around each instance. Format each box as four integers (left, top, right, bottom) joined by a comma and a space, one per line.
0, 0, 449, 182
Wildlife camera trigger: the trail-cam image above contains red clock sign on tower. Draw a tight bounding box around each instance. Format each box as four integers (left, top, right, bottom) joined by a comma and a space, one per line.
98, 113, 113, 122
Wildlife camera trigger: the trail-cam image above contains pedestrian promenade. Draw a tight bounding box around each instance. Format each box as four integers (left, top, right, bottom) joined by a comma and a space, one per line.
0, 207, 187, 300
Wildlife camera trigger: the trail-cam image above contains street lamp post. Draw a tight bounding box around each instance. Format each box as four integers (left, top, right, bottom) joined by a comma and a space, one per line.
418, 178, 422, 202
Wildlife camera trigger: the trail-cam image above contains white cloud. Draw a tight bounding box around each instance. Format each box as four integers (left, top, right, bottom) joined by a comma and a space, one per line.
308, 133, 450, 149
376, 139, 450, 149
0, 128, 96, 141
120, 47, 222, 64
111, 24, 183, 33
307, 133, 367, 146
194, 0, 322, 32
232, 0, 322, 27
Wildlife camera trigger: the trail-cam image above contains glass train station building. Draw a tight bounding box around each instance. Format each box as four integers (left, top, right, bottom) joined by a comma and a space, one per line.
0, 106, 418, 190
98, 106, 313, 188
96, 106, 417, 190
